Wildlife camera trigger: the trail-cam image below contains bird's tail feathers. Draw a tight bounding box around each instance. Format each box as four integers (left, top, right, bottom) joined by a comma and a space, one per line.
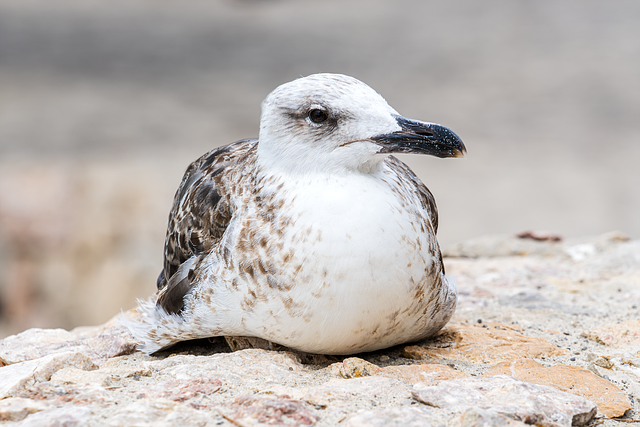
119, 296, 194, 354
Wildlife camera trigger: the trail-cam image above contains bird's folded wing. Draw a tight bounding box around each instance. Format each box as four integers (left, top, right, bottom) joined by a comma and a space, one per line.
156, 139, 258, 313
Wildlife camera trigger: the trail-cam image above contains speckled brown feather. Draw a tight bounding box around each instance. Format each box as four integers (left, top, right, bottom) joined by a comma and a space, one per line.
157, 139, 257, 313
386, 156, 439, 234
385, 156, 445, 274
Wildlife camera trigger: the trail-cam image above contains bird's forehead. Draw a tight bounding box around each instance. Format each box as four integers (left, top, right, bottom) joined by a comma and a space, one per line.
264, 74, 390, 112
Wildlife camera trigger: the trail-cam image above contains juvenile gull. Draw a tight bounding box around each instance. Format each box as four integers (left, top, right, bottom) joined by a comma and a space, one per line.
126, 73, 466, 354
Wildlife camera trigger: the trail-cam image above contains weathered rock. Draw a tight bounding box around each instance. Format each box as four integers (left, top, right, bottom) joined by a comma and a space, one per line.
0, 352, 97, 399
403, 323, 567, 364
220, 395, 320, 426
0, 398, 50, 422
0, 315, 137, 366
589, 363, 640, 409
377, 363, 469, 385
1, 233, 638, 425
103, 400, 214, 427
141, 378, 222, 403
50, 362, 153, 388
327, 357, 381, 378
0, 329, 78, 365
269, 376, 410, 410
83, 325, 139, 361
345, 406, 534, 427
15, 381, 118, 407
459, 407, 530, 426
152, 349, 304, 386
327, 377, 407, 409
582, 320, 640, 348
12, 407, 93, 427
345, 406, 451, 427
412, 375, 597, 427
485, 358, 631, 417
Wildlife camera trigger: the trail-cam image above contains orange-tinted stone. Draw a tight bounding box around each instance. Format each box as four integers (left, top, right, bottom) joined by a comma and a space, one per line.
403, 323, 567, 364
327, 357, 381, 378
378, 363, 468, 385
485, 358, 632, 418
582, 320, 640, 348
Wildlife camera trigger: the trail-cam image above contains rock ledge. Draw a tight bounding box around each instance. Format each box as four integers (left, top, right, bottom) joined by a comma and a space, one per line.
1, 233, 638, 426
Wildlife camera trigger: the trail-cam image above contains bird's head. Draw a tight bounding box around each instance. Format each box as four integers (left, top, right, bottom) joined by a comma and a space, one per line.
257, 73, 465, 175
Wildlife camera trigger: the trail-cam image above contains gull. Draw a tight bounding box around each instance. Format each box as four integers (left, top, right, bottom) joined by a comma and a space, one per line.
126, 73, 466, 354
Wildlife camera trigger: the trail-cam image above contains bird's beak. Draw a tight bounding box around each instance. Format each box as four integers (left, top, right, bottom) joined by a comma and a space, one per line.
371, 115, 466, 158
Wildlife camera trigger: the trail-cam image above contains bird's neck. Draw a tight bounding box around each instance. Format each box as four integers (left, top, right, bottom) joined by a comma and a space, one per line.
255, 142, 387, 177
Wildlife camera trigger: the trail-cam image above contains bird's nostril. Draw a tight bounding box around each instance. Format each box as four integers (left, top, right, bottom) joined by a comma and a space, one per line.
415, 130, 434, 137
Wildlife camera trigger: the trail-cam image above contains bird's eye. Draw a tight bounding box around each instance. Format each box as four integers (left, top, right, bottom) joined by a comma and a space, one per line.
308, 109, 328, 123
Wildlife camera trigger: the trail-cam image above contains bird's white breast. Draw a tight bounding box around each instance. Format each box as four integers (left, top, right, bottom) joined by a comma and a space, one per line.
277, 170, 431, 299
196, 164, 449, 354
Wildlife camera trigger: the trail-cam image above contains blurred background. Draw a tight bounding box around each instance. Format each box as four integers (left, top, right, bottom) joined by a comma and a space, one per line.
0, 0, 638, 338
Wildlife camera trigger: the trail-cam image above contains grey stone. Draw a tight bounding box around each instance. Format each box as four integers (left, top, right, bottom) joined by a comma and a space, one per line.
345, 407, 450, 427
14, 407, 92, 427
0, 329, 78, 365
220, 395, 320, 426
103, 400, 214, 427
0, 352, 97, 399
0, 398, 50, 422
299, 376, 410, 409
0, 321, 137, 366
459, 408, 530, 427
412, 375, 597, 427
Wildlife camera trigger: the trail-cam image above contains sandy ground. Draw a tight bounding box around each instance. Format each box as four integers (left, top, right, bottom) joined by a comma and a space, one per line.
0, 0, 638, 335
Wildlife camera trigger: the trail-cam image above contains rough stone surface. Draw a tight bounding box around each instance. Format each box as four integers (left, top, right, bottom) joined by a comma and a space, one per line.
0, 316, 137, 366
327, 357, 382, 379
221, 395, 320, 426
403, 323, 567, 363
0, 233, 639, 425
344, 406, 532, 427
345, 406, 451, 427
485, 358, 632, 418
103, 400, 215, 426
0, 329, 76, 364
0, 398, 50, 422
583, 320, 640, 348
0, 352, 97, 399
378, 363, 469, 385
459, 408, 531, 427
412, 375, 597, 427
13, 407, 93, 427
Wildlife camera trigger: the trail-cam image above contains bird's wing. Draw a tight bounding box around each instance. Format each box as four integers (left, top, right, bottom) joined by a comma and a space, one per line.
156, 138, 258, 315
385, 156, 439, 233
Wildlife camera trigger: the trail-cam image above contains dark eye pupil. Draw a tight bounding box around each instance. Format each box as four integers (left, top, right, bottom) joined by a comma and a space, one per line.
309, 109, 328, 123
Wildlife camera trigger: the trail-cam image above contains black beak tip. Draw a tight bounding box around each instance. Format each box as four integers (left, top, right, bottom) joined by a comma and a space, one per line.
371, 116, 466, 158
449, 133, 466, 158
